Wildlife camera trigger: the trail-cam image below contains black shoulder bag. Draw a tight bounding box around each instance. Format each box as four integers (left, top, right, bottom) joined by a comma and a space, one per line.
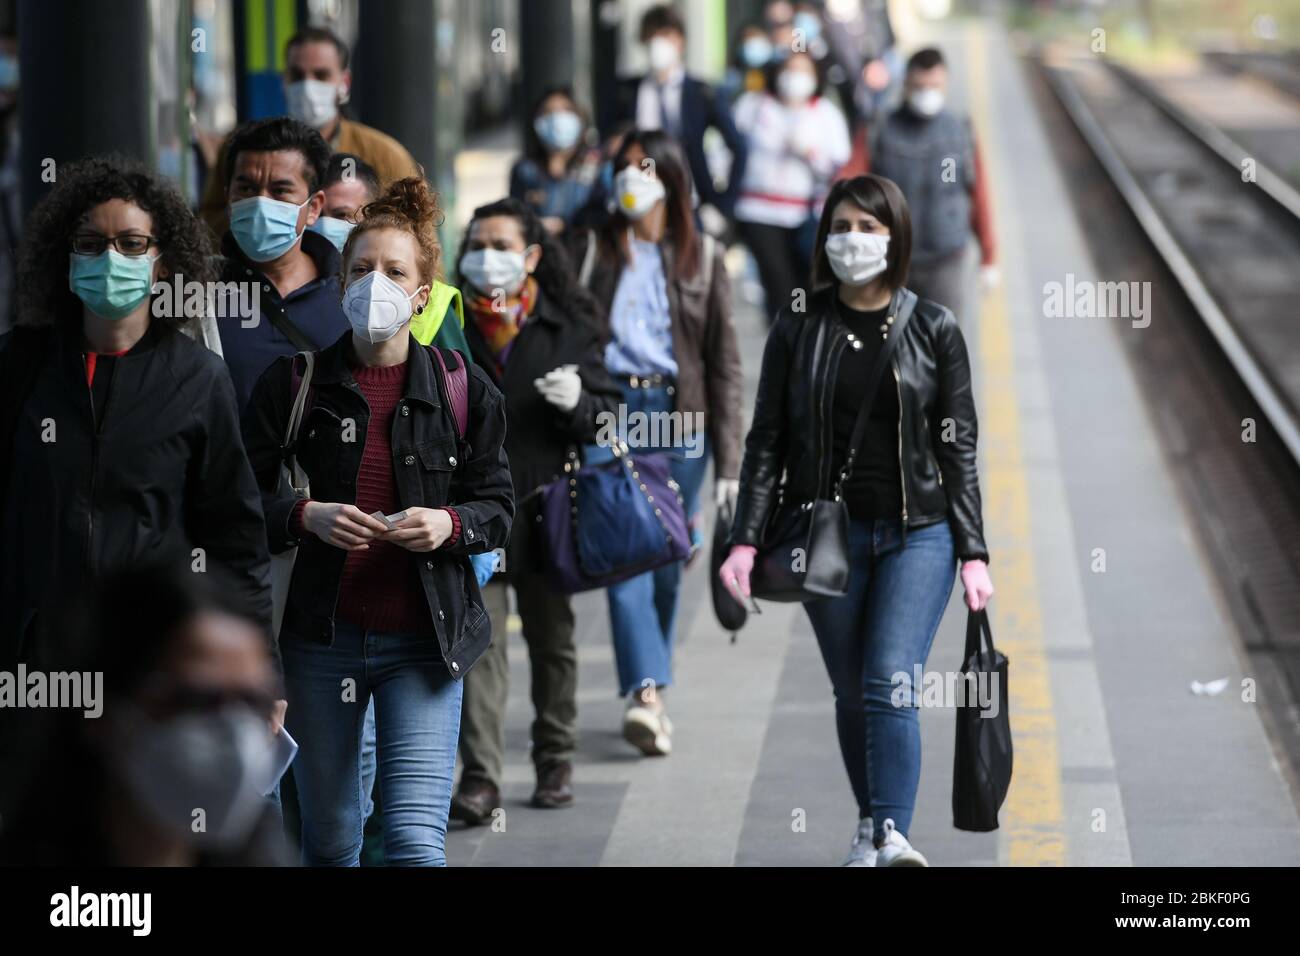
750, 289, 916, 602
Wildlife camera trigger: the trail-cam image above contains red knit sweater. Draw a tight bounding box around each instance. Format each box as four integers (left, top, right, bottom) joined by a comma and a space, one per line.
335, 361, 431, 633
289, 358, 464, 634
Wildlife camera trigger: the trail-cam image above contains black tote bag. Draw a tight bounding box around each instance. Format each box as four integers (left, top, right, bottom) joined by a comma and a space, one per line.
710, 500, 749, 634
952, 609, 1013, 831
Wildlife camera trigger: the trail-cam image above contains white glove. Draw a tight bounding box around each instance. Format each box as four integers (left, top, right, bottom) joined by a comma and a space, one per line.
698, 203, 728, 239
535, 364, 582, 414
715, 478, 740, 511
979, 264, 1000, 293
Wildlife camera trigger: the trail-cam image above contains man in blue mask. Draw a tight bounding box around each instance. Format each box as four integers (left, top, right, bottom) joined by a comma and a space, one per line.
213, 116, 349, 412
307, 152, 380, 254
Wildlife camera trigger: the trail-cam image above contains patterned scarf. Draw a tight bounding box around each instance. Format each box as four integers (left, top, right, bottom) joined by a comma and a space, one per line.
466, 276, 538, 372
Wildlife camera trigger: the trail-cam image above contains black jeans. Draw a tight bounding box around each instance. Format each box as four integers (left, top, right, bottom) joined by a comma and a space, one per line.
741, 220, 810, 324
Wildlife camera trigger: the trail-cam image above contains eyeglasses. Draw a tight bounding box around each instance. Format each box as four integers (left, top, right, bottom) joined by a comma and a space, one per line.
71, 233, 158, 257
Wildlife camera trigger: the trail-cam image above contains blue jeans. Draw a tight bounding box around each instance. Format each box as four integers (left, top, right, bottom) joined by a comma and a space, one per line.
282, 623, 462, 866
803, 518, 955, 842
585, 382, 711, 696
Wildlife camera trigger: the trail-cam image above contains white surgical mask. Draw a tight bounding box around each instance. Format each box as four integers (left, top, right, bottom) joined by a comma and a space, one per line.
613, 167, 666, 221
460, 247, 530, 297
824, 231, 890, 286
647, 36, 680, 74
110, 703, 275, 851
907, 88, 945, 118
285, 78, 342, 129
777, 69, 817, 104
343, 270, 425, 344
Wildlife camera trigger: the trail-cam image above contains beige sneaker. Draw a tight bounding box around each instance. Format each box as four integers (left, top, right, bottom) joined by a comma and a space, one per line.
622, 687, 672, 756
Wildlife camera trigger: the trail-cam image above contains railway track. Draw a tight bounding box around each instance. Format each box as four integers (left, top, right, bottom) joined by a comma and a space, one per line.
1031, 50, 1300, 801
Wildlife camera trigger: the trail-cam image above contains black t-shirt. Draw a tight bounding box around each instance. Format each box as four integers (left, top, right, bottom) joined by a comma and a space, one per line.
828, 303, 902, 520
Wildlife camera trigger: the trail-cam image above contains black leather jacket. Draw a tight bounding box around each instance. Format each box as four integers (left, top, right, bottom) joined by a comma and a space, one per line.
731, 287, 989, 563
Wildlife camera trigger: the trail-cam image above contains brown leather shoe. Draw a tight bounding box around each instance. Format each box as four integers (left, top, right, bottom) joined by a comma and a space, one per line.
450, 777, 500, 826
530, 760, 574, 809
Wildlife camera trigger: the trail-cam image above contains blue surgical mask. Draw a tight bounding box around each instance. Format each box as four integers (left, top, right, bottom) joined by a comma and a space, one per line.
69, 249, 159, 321
534, 110, 583, 152
741, 37, 773, 68
307, 215, 355, 253
229, 195, 309, 263
794, 12, 822, 42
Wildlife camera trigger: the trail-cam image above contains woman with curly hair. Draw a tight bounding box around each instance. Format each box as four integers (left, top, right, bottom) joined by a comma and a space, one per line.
0, 156, 279, 700
241, 176, 514, 866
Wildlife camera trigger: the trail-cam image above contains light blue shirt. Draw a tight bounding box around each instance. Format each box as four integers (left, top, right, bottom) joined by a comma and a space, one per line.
604, 238, 678, 378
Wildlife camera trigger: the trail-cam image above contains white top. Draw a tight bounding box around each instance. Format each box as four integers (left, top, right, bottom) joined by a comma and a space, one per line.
636, 67, 686, 137
733, 91, 852, 229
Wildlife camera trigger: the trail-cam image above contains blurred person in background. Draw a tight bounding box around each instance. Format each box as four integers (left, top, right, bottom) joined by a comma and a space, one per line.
867, 48, 996, 330
449, 197, 620, 820
213, 116, 347, 413
734, 48, 851, 322
241, 177, 513, 866
308, 151, 381, 254
567, 130, 742, 757
199, 26, 418, 237
0, 563, 293, 866
719, 175, 993, 867
720, 23, 774, 103
0, 156, 276, 690
510, 87, 604, 236
602, 4, 748, 235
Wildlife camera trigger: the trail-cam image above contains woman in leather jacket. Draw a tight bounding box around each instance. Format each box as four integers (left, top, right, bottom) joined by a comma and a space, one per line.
719, 175, 994, 867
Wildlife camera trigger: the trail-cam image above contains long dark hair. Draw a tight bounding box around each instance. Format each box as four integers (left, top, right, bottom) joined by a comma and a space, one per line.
457, 196, 605, 339
522, 86, 592, 170
810, 174, 912, 293
599, 129, 700, 280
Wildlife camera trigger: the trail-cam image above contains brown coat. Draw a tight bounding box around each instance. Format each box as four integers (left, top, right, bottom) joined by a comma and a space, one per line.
572, 229, 744, 479
199, 117, 420, 238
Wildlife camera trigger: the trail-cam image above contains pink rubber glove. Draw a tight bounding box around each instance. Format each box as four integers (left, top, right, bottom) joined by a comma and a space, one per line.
961, 559, 994, 611
719, 544, 758, 602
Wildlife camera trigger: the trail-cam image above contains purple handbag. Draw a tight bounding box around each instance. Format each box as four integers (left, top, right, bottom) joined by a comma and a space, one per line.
538, 443, 691, 594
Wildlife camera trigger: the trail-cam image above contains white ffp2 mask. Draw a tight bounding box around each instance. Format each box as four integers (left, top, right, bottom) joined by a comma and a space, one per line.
343, 270, 425, 344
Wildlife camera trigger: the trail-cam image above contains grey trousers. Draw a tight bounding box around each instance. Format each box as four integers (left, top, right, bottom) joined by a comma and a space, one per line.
908, 241, 976, 331
457, 573, 578, 788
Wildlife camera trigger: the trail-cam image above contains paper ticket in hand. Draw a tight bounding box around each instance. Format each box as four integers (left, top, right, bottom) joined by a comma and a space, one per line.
370, 510, 409, 530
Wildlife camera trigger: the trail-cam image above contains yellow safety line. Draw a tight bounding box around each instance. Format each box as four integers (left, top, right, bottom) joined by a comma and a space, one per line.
966, 22, 1066, 866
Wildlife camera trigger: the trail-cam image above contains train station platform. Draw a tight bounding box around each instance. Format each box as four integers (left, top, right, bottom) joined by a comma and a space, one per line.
444, 18, 1300, 867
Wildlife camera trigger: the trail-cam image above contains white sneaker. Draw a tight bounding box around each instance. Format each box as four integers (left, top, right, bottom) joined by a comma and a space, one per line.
841, 818, 877, 866
875, 818, 928, 867
623, 692, 672, 756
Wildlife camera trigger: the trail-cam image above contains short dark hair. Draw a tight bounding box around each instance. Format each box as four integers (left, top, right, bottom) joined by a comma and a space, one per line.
810, 175, 912, 293
285, 26, 349, 70
17, 154, 214, 330
224, 116, 331, 194
323, 152, 380, 198
906, 47, 946, 74
640, 4, 685, 42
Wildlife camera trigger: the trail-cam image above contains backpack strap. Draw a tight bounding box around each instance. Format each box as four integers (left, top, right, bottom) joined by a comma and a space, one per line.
429, 345, 469, 439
